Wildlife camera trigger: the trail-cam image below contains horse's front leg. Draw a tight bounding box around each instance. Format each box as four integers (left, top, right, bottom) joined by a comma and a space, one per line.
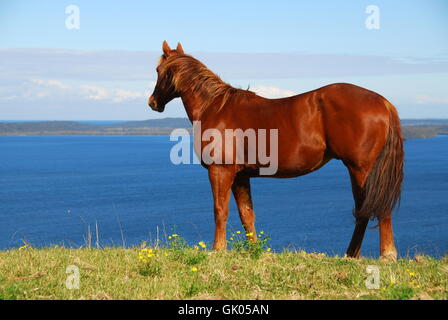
232, 174, 257, 242
208, 165, 235, 250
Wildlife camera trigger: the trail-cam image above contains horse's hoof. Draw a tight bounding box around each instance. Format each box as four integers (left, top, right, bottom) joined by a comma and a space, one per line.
213, 244, 227, 251
344, 252, 361, 259
380, 251, 397, 262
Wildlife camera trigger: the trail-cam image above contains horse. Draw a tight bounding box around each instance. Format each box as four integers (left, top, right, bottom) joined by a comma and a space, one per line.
148, 41, 404, 260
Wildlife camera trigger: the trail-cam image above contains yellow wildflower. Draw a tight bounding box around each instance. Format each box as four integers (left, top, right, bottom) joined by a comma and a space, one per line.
198, 241, 206, 248
139, 248, 154, 259
191, 267, 198, 272
236, 231, 241, 234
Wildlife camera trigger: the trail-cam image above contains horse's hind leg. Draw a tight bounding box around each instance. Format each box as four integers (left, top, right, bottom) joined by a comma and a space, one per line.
345, 167, 369, 258
345, 165, 397, 260
346, 217, 369, 258
379, 214, 397, 261
232, 174, 257, 242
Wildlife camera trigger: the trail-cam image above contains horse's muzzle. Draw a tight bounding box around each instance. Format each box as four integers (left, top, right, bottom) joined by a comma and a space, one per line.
148, 96, 156, 109
148, 96, 164, 112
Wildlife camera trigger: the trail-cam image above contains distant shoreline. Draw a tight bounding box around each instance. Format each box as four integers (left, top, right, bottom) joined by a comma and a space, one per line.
0, 128, 445, 139
1, 118, 447, 139
0, 129, 189, 136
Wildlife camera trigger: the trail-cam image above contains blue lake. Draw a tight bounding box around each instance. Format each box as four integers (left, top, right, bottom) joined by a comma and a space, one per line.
0, 135, 447, 257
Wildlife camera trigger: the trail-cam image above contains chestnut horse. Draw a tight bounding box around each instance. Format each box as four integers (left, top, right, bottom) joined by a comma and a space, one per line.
148, 41, 404, 260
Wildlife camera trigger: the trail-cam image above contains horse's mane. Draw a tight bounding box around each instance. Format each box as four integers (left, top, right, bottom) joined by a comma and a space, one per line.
158, 54, 254, 112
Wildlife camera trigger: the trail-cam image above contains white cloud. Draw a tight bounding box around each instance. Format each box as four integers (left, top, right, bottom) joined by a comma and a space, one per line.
80, 85, 111, 101
79, 85, 150, 103
8, 77, 296, 104
0, 48, 447, 119
2, 49, 448, 83
112, 89, 147, 103
3, 79, 153, 104
415, 94, 448, 105
30, 78, 71, 89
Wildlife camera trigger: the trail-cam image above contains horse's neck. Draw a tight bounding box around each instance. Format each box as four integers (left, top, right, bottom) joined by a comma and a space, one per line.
177, 69, 230, 123
180, 88, 211, 123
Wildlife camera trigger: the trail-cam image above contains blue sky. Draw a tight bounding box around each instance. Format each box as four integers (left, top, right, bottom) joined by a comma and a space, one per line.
0, 0, 447, 120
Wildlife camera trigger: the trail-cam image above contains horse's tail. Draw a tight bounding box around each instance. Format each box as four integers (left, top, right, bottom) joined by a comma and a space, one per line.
360, 101, 404, 220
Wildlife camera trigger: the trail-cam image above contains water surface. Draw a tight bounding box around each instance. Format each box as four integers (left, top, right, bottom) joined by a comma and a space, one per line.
0, 135, 447, 257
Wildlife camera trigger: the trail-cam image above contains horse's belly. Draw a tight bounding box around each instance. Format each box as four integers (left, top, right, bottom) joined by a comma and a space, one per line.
273, 156, 331, 177
250, 142, 329, 178
276, 149, 329, 176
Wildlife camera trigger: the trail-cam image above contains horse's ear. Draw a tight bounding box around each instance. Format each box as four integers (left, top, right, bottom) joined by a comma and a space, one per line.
176, 42, 184, 55
162, 41, 171, 55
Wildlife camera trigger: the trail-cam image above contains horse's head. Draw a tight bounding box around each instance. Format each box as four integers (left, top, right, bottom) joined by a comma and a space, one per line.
148, 41, 185, 112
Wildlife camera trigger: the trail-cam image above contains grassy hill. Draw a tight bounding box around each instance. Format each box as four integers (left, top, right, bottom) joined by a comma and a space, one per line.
0, 243, 446, 300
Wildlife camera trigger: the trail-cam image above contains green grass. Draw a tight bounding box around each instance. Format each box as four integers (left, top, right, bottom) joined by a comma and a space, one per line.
0, 238, 446, 300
